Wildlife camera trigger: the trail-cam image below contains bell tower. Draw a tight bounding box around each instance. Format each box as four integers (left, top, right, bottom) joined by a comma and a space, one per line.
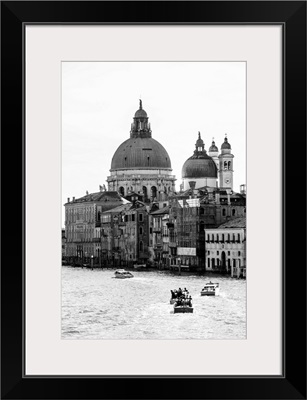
218, 135, 234, 190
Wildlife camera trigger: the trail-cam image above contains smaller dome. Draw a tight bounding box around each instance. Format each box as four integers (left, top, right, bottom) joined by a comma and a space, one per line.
134, 99, 147, 118
221, 137, 231, 149
135, 108, 147, 118
209, 140, 218, 152
182, 157, 217, 179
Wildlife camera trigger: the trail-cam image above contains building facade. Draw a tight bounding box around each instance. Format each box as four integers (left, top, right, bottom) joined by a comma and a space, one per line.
150, 205, 170, 269
64, 189, 127, 263
101, 199, 150, 267
167, 184, 246, 271
205, 217, 246, 277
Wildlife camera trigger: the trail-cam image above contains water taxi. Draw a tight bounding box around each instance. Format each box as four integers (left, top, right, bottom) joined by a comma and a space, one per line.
174, 305, 193, 313
114, 269, 134, 279
201, 281, 219, 296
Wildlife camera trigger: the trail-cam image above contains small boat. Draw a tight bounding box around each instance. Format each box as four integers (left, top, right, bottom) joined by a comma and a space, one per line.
114, 269, 134, 279
201, 281, 219, 296
174, 305, 193, 313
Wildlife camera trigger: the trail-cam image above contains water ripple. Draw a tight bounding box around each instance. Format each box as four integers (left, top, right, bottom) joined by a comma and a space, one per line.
62, 267, 246, 340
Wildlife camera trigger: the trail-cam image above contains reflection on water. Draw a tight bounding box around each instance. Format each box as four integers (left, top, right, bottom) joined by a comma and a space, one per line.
62, 267, 246, 340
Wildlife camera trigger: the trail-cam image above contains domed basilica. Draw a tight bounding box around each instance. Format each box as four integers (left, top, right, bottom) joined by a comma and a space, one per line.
107, 101, 236, 199
107, 100, 176, 202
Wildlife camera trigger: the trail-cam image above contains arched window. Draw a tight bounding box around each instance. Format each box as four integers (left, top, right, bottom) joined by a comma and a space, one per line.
228, 233, 231, 242
119, 187, 125, 196
228, 161, 231, 170
139, 241, 143, 252
237, 233, 240, 243
224, 161, 228, 170
151, 186, 157, 200
222, 234, 225, 243
142, 186, 147, 200
222, 208, 226, 216
200, 207, 204, 215
139, 227, 143, 235
232, 209, 236, 216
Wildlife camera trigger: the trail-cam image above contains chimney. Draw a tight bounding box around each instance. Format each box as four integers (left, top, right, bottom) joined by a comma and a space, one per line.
72, 196, 75, 201
67, 197, 70, 203
86, 190, 89, 195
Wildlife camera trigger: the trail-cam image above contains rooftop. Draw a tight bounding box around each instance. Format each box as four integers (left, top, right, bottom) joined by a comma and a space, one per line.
65, 191, 123, 205
218, 217, 246, 229
150, 205, 170, 215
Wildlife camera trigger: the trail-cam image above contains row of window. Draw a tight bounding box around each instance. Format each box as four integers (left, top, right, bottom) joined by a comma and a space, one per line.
206, 233, 241, 242
207, 250, 241, 256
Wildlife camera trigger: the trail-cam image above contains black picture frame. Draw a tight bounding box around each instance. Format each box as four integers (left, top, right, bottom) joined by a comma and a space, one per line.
1, 1, 306, 399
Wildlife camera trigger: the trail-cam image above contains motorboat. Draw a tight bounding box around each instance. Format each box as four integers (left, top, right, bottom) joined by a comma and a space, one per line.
201, 281, 220, 296
114, 269, 134, 279
174, 305, 193, 313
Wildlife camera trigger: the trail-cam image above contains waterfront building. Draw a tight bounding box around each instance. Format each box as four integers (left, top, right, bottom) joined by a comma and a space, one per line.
100, 203, 132, 268
101, 199, 150, 267
150, 205, 170, 268
167, 182, 246, 271
64, 189, 127, 263
107, 100, 176, 205
205, 217, 246, 277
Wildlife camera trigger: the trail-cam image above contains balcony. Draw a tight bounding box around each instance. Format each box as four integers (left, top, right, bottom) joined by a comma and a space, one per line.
153, 228, 162, 233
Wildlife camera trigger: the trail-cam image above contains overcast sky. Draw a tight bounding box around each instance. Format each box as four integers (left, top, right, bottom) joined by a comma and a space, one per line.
62, 62, 246, 226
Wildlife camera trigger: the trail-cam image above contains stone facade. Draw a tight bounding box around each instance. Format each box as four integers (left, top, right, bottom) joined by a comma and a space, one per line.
100, 200, 150, 267
64, 190, 126, 263
205, 219, 246, 276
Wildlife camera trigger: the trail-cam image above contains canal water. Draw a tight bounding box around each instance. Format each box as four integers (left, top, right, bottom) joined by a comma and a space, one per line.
62, 266, 246, 340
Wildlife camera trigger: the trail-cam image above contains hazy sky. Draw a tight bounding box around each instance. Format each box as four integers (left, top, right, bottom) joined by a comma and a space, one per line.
62, 62, 246, 225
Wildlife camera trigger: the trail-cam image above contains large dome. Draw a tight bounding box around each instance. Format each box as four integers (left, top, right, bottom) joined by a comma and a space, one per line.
182, 155, 217, 178
111, 137, 172, 170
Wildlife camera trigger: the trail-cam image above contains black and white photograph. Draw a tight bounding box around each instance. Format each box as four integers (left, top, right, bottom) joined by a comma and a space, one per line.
61, 61, 246, 340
